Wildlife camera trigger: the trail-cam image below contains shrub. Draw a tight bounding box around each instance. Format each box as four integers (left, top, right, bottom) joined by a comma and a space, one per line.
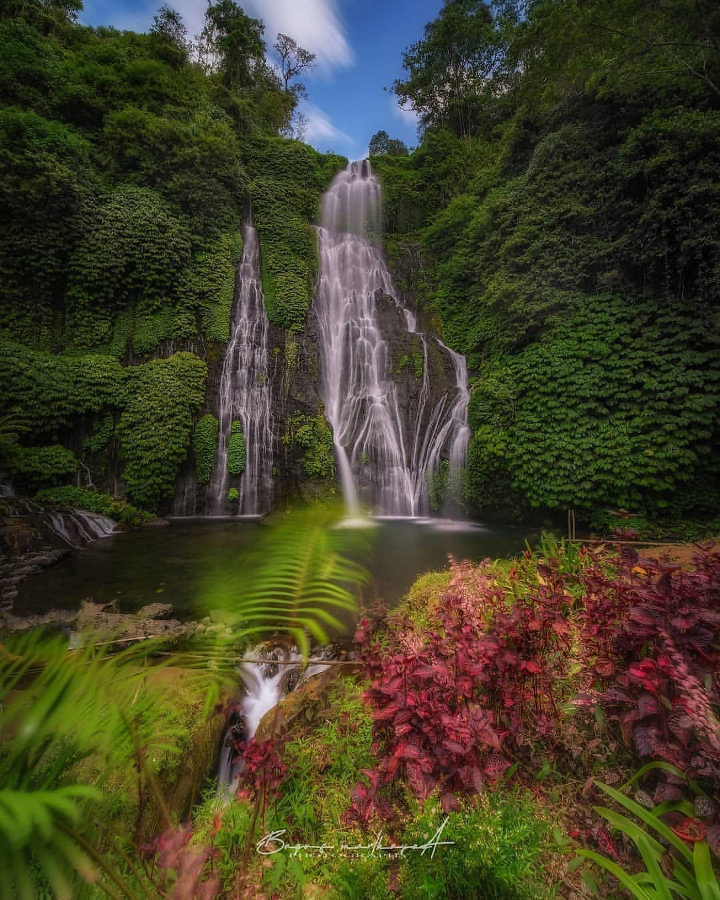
11, 444, 77, 490
117, 353, 206, 510
285, 413, 335, 480
351, 555, 572, 817
193, 414, 219, 486
227, 420, 246, 476
398, 795, 548, 899
578, 547, 720, 784
35, 486, 153, 527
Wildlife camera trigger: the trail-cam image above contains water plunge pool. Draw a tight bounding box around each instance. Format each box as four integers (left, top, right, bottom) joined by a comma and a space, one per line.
15, 517, 536, 623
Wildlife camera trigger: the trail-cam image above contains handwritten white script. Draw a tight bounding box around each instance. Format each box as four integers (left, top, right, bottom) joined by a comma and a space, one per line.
256, 817, 454, 859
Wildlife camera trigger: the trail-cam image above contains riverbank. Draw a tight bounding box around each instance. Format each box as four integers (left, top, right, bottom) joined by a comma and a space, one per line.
185, 536, 720, 897
2, 526, 719, 897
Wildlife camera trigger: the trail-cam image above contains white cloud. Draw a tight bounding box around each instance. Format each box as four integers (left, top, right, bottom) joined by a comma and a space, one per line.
242, 0, 354, 73
303, 103, 354, 147
391, 98, 419, 127
168, 0, 207, 42
84, 1, 354, 74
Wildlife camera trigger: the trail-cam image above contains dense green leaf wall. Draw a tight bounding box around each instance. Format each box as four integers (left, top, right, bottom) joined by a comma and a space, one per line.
244, 138, 346, 331
0, 6, 345, 511
374, 0, 720, 521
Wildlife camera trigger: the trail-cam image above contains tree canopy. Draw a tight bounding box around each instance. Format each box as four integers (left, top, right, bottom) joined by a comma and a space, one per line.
368, 130, 409, 157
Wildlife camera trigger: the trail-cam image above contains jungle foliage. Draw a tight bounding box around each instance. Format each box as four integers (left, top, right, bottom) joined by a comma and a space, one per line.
373, 0, 720, 521
0, 1, 344, 509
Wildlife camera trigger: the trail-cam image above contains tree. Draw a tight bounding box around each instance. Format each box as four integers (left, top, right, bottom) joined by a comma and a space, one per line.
393, 0, 503, 137
369, 129, 409, 157
198, 0, 266, 90
150, 4, 189, 65
273, 32, 316, 94
0, 0, 82, 25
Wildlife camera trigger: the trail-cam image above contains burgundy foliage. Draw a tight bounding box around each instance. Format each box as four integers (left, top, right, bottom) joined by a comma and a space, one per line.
579, 546, 720, 782
348, 556, 573, 818
235, 736, 287, 802
142, 824, 220, 899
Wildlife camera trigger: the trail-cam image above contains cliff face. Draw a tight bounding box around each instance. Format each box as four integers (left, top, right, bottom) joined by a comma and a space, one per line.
168, 287, 461, 516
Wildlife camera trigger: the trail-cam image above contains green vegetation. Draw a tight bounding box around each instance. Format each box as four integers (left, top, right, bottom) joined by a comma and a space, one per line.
246, 138, 345, 330
466, 296, 719, 515
577, 778, 720, 899
284, 412, 336, 479
0, 336, 205, 511
192, 675, 549, 899
35, 485, 152, 526
11, 444, 77, 491
395, 351, 424, 380
116, 353, 207, 510
227, 419, 246, 475
0, 1, 345, 512
374, 0, 720, 523
81, 414, 114, 455
193, 414, 219, 486
0, 630, 190, 900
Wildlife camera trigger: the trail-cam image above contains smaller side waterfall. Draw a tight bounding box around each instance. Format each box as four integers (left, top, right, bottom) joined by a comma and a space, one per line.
207, 224, 274, 516
44, 508, 116, 547
218, 646, 332, 788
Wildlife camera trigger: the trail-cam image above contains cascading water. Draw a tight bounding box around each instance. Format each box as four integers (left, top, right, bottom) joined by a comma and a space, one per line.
217, 646, 332, 788
315, 161, 470, 517
45, 508, 116, 547
207, 223, 273, 516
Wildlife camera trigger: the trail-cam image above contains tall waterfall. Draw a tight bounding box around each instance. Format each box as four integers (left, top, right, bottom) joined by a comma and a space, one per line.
207, 224, 273, 515
315, 161, 471, 517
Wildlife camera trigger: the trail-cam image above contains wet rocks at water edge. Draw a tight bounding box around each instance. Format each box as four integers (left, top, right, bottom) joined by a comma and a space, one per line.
0, 598, 190, 641
0, 549, 67, 610
0, 499, 119, 612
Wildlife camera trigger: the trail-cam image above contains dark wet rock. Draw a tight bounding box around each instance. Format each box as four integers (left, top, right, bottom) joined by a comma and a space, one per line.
137, 602, 174, 619
1, 608, 76, 632
74, 600, 190, 641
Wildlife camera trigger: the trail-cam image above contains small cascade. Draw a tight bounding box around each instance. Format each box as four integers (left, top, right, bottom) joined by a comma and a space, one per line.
315, 161, 470, 517
206, 223, 273, 516
218, 646, 332, 788
43, 508, 116, 548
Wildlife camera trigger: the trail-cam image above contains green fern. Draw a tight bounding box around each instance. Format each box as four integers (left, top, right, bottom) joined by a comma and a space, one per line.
0, 632, 183, 899
194, 504, 369, 707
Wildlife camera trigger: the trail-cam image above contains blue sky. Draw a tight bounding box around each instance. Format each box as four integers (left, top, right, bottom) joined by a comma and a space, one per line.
80, 0, 443, 158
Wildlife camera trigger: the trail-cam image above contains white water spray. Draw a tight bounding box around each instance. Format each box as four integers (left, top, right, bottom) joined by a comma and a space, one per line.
218, 647, 331, 788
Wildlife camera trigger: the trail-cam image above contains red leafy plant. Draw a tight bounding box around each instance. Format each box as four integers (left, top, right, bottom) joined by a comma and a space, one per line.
578, 546, 720, 784
235, 736, 287, 803
348, 556, 574, 819
141, 824, 220, 899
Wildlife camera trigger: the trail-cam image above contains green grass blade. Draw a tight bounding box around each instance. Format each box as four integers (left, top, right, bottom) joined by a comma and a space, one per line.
576, 849, 654, 899
693, 840, 720, 900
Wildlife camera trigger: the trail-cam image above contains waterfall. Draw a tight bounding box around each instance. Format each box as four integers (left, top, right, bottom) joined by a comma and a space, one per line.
207, 223, 273, 516
44, 508, 116, 547
315, 160, 470, 517
218, 646, 331, 788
